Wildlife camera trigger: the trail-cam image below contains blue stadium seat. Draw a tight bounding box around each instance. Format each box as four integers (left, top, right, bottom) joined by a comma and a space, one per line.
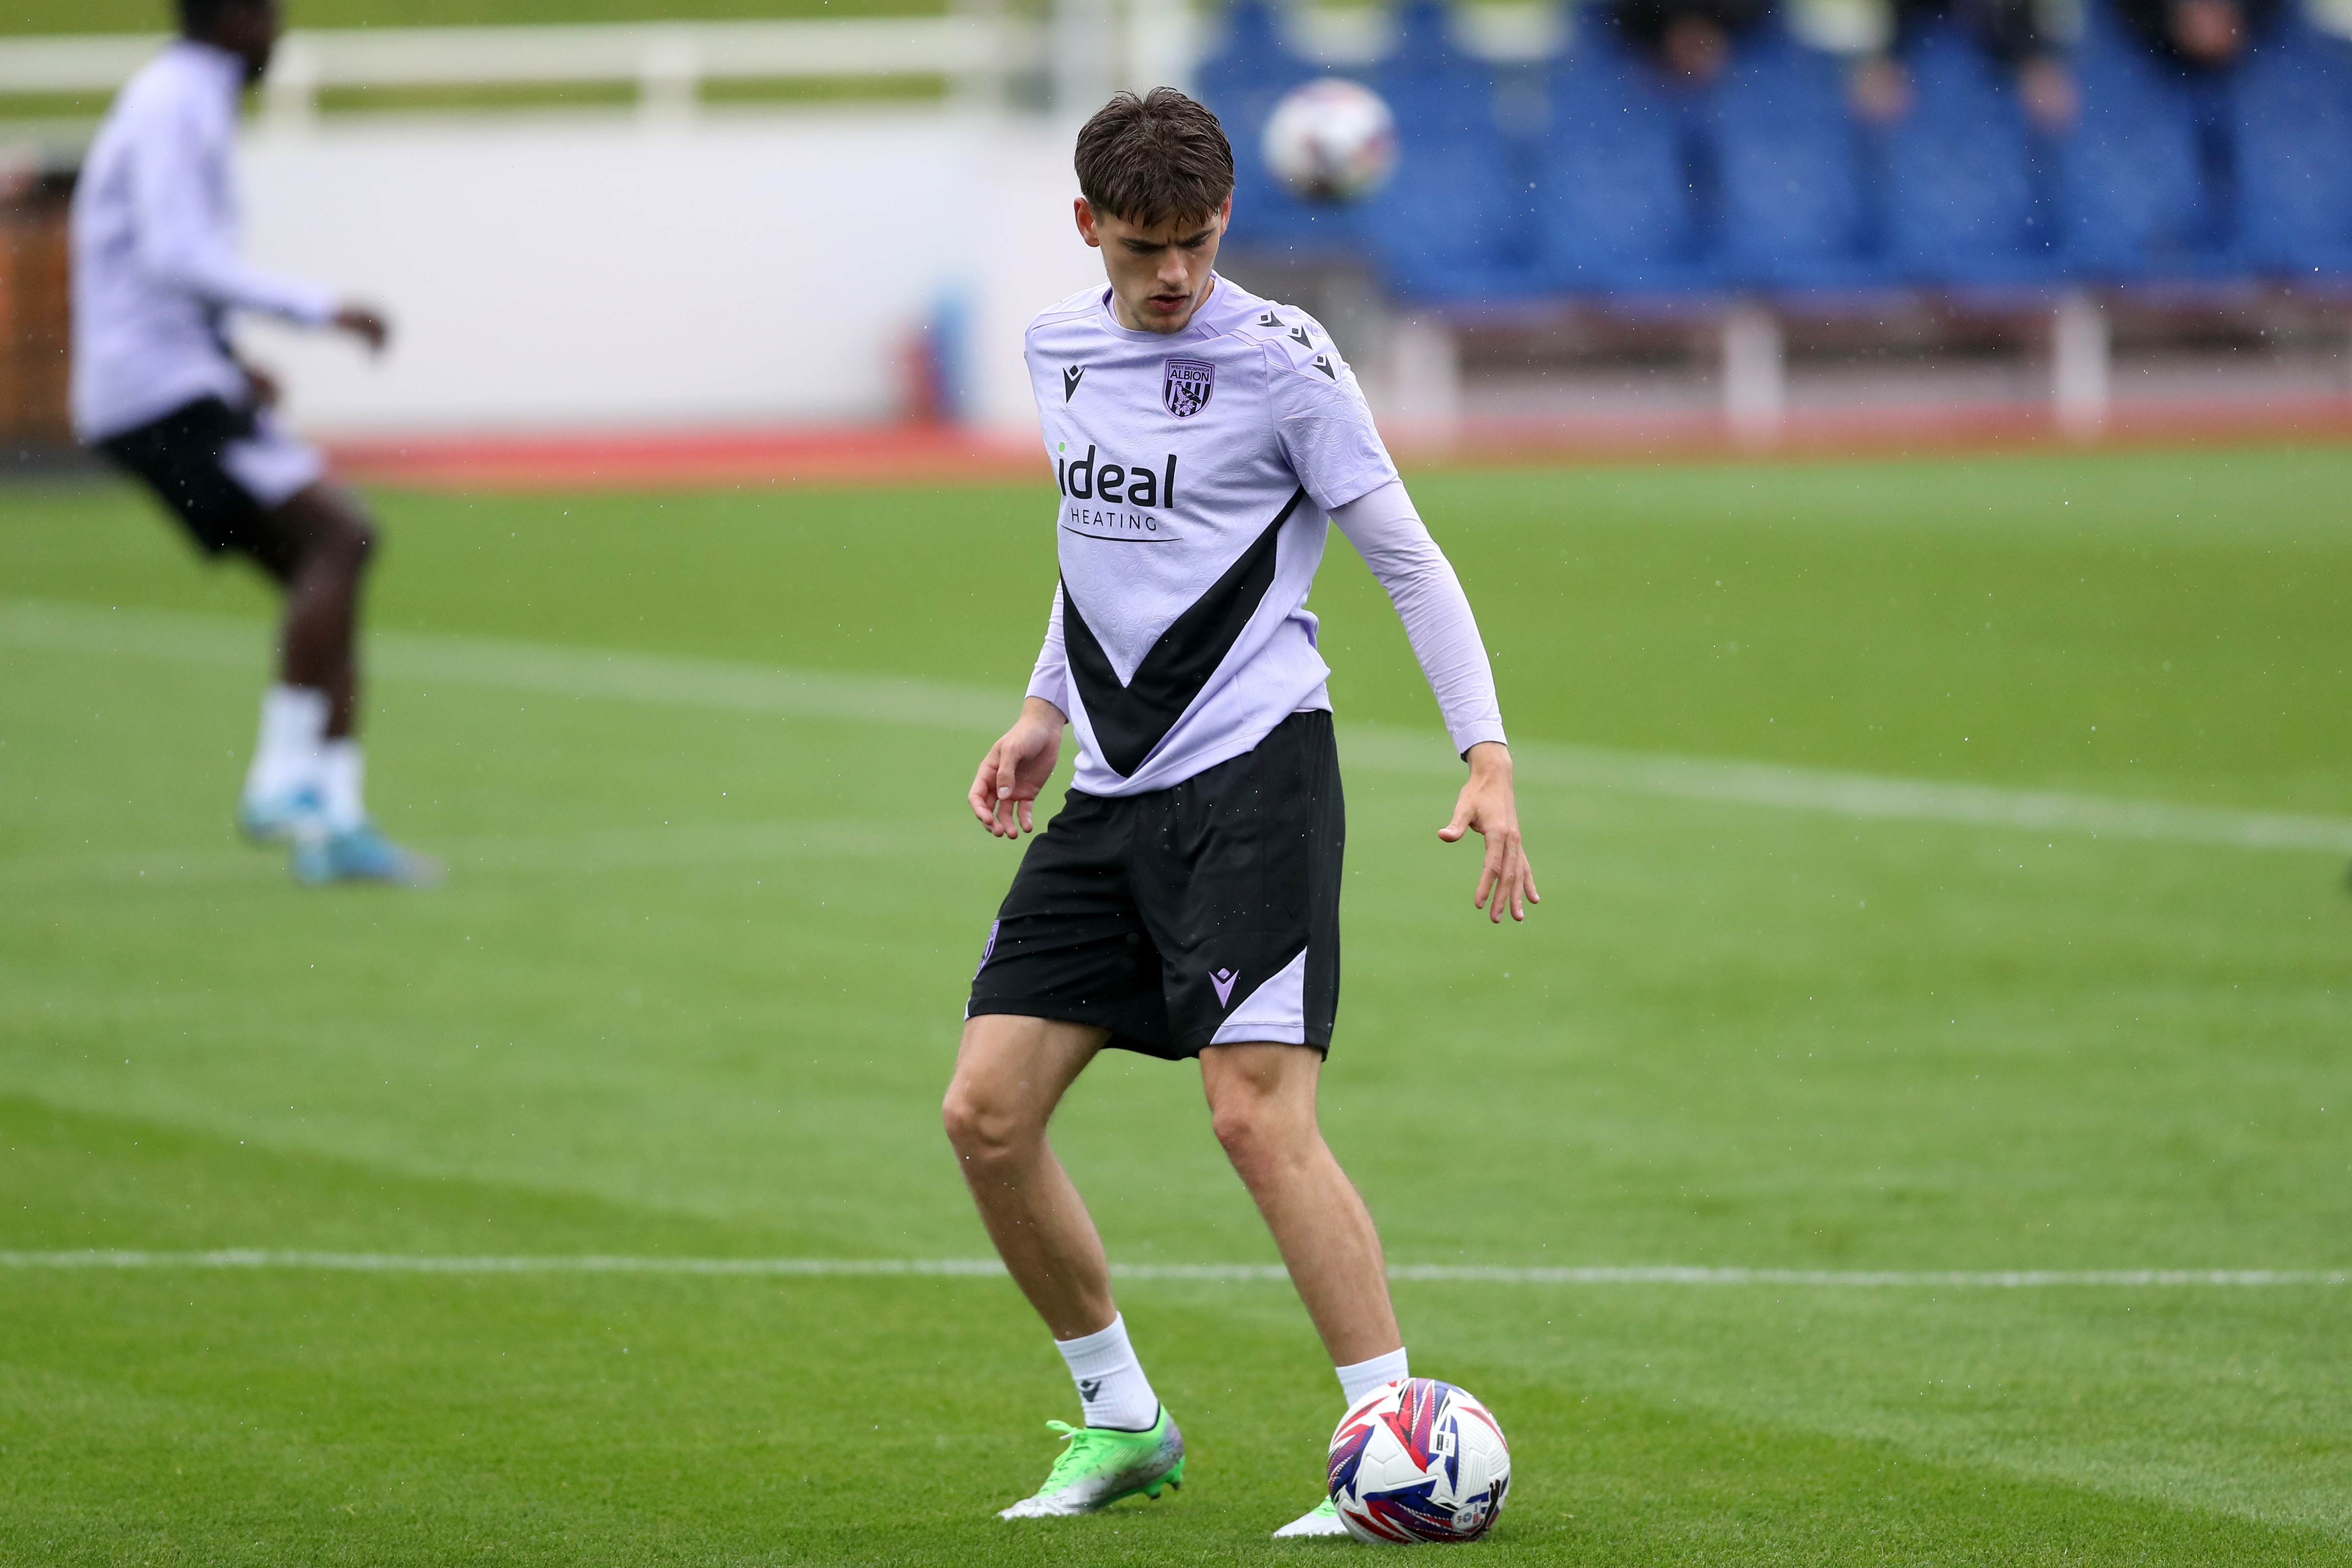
1370, 0, 1543, 301
1715, 15, 1885, 289
2234, 9, 2352, 278
1537, 26, 1724, 295
1878, 17, 2059, 285
2060, 0, 2230, 278
1195, 0, 1369, 257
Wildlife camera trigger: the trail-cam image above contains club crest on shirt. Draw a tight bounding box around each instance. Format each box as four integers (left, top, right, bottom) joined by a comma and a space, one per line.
1163, 357, 1215, 418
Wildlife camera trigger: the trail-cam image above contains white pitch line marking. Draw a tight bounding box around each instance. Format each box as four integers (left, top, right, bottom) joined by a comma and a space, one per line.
0, 1251, 2341, 1286
9, 599, 2352, 855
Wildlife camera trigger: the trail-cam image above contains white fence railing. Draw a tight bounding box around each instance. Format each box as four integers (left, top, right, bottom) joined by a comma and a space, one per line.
0, 16, 1056, 129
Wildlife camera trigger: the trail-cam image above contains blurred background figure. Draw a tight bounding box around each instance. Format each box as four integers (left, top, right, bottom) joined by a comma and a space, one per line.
1847, 0, 2077, 132
2064, 0, 2303, 276
1609, 0, 1770, 87
69, 0, 434, 885
2116, 0, 2281, 68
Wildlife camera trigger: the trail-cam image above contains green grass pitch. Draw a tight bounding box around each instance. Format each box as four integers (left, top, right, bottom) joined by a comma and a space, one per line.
3, 446, 2350, 1565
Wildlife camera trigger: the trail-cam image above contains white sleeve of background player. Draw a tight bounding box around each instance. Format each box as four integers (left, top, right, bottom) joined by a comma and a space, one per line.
1024, 584, 1071, 717
128, 92, 337, 326
1330, 479, 1508, 758
1264, 341, 1400, 513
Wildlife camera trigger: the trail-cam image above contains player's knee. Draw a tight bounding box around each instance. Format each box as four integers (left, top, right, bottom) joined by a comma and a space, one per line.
941, 1081, 1034, 1165
1210, 1095, 1275, 1167
295, 497, 376, 575
331, 513, 379, 571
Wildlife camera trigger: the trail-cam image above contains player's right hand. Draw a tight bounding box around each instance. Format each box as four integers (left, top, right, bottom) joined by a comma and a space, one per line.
970, 698, 1066, 838
334, 304, 392, 355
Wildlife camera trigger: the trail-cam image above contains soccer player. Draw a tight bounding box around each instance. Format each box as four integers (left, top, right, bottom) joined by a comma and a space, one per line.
945, 88, 1537, 1537
70, 0, 434, 885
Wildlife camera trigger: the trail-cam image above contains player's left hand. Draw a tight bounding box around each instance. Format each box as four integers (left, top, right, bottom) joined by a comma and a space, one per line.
242, 364, 281, 409
1440, 741, 1540, 924
334, 304, 392, 355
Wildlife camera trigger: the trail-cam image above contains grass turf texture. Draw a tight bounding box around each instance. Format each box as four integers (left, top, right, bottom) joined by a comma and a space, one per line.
2, 447, 2349, 1564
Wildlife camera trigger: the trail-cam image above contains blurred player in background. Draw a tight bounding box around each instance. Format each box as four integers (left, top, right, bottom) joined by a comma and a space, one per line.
945, 88, 1537, 1538
70, 0, 435, 886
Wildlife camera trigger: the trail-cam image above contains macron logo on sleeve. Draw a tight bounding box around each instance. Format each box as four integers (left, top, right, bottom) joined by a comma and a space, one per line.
1064, 366, 1086, 402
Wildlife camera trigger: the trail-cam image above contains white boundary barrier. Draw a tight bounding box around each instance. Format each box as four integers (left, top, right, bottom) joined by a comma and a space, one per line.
0, 19, 1023, 130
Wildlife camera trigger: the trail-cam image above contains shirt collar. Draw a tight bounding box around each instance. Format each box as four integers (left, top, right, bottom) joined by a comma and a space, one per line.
1093, 272, 1237, 346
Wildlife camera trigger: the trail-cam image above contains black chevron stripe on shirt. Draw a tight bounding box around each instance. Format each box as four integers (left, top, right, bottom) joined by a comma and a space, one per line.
1062, 487, 1309, 779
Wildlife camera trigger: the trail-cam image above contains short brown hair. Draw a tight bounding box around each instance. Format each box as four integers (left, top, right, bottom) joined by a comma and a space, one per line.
1074, 88, 1235, 230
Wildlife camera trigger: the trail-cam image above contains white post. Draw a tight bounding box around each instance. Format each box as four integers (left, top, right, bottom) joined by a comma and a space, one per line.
1386, 313, 1462, 449
638, 34, 699, 127
950, 0, 1009, 112
1129, 0, 1196, 93
261, 35, 318, 137
1052, 0, 1117, 115
2053, 290, 2109, 437
1722, 303, 1783, 448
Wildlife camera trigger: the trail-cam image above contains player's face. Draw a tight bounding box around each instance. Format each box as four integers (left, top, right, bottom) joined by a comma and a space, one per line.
1076, 196, 1232, 335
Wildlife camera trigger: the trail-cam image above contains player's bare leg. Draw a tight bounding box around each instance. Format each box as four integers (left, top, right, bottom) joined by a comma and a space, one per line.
946, 1014, 1185, 1517
1199, 1041, 1401, 1364
1202, 1040, 1402, 1537
942, 1014, 1118, 1339
249, 482, 375, 737
243, 482, 434, 884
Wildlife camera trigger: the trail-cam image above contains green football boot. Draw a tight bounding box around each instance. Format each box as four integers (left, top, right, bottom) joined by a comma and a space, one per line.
996, 1407, 1186, 1519
1272, 1496, 1348, 1538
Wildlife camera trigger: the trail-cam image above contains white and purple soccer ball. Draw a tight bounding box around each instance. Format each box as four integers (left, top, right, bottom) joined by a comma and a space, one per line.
1326, 1377, 1511, 1545
1261, 77, 1400, 204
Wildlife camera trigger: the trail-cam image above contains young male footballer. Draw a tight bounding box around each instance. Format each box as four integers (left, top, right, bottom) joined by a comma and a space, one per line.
944, 88, 1537, 1536
71, 0, 434, 884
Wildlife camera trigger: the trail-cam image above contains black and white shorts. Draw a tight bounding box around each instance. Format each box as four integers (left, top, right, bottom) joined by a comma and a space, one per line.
94, 396, 327, 558
967, 710, 1345, 1061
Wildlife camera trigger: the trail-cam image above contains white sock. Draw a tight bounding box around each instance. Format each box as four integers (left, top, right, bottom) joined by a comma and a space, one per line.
319, 738, 366, 832
1056, 1314, 1160, 1431
244, 684, 327, 803
1336, 1346, 1410, 1407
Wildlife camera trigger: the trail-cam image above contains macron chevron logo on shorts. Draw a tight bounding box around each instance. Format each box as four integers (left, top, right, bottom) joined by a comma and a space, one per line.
1211, 968, 1239, 1007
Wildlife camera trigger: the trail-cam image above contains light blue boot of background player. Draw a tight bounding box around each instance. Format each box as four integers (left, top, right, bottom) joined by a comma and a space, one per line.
291, 820, 443, 887
237, 784, 325, 846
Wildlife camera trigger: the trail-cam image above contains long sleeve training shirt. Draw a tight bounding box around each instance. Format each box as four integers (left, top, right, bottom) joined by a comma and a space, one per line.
1018, 278, 1506, 794
1025, 475, 1506, 769
70, 40, 337, 441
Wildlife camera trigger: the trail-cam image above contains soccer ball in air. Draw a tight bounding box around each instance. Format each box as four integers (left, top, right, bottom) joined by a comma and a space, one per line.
1261, 78, 1399, 204
1327, 1377, 1511, 1544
